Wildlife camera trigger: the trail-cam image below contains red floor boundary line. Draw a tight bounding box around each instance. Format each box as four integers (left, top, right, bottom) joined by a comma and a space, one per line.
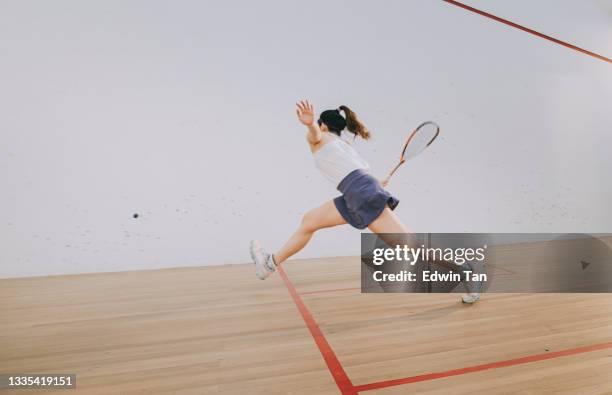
300, 287, 361, 296
277, 265, 357, 395
442, 0, 611, 64
354, 341, 612, 392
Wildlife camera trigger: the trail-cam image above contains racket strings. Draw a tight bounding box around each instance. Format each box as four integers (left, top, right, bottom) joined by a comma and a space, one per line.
388, 121, 439, 179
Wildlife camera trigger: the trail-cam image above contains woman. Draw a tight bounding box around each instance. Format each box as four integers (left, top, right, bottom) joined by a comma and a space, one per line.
250, 100, 481, 303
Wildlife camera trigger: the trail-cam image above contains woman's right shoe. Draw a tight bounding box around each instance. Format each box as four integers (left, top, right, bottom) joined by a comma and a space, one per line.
461, 260, 484, 304
462, 293, 481, 304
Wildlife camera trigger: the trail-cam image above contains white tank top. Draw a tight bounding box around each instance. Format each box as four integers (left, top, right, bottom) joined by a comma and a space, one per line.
313, 137, 370, 186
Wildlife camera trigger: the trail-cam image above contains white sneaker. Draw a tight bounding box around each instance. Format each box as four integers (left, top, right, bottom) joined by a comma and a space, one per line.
461, 260, 484, 304
249, 240, 276, 280
462, 293, 481, 304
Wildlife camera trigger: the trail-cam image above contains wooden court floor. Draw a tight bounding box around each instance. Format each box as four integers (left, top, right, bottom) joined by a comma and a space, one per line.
2, 247, 612, 394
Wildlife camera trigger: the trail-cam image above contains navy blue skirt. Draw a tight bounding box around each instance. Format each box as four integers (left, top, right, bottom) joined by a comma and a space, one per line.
333, 169, 399, 229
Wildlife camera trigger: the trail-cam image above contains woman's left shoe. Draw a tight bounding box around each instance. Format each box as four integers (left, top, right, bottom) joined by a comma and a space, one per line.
249, 240, 276, 280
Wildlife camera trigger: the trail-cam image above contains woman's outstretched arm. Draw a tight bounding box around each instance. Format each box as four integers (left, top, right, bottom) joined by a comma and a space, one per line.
296, 100, 321, 144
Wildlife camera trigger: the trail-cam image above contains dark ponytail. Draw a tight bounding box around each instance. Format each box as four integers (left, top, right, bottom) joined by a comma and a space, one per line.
338, 105, 371, 140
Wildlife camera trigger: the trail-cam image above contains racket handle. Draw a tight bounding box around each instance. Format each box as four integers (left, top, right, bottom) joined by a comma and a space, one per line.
387, 160, 405, 179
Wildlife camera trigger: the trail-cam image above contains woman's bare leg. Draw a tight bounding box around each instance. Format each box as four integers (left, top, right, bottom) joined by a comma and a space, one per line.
367, 207, 410, 233
274, 200, 346, 264
368, 207, 481, 302
368, 208, 462, 272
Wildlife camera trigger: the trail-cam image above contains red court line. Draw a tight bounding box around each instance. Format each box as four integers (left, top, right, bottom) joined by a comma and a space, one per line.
300, 287, 361, 296
277, 265, 357, 395
354, 341, 612, 392
443, 0, 611, 64
280, 267, 612, 394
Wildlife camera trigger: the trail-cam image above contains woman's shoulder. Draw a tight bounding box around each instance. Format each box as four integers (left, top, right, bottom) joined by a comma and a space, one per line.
310, 134, 339, 153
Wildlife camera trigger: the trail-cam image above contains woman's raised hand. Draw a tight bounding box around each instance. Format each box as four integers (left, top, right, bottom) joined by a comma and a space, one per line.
296, 100, 315, 126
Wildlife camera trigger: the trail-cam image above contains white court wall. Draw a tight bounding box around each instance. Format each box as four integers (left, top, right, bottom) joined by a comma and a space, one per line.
1, 0, 610, 277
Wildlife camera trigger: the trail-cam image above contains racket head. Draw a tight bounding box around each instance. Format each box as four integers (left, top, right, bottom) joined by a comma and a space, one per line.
400, 121, 440, 161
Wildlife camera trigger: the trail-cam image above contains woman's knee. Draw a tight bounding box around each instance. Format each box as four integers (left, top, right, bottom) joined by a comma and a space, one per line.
300, 211, 319, 233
